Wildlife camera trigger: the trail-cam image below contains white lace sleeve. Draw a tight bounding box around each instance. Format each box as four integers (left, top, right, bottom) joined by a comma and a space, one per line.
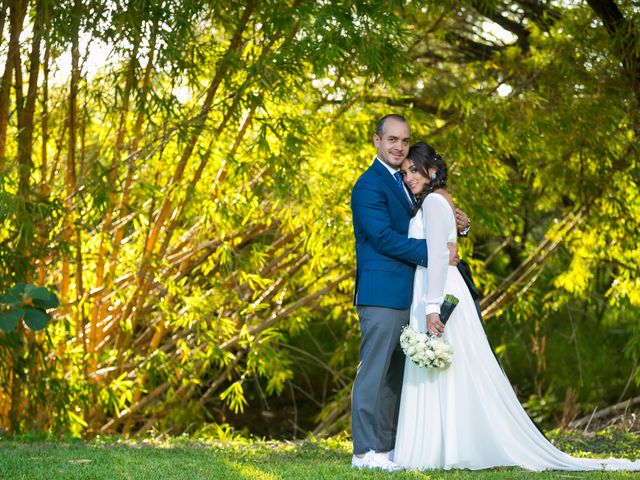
422, 194, 451, 315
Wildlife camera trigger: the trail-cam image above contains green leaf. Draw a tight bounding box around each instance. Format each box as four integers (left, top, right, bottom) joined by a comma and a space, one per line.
23, 308, 51, 331
28, 287, 60, 309
9, 283, 28, 296
0, 293, 18, 304
0, 310, 23, 333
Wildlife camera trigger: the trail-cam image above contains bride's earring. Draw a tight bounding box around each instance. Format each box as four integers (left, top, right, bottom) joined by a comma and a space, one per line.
430, 171, 437, 181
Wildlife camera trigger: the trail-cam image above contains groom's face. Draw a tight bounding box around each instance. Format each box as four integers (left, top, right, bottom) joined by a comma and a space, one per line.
374, 118, 410, 169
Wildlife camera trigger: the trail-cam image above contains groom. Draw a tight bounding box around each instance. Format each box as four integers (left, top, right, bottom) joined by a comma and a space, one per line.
350, 114, 469, 470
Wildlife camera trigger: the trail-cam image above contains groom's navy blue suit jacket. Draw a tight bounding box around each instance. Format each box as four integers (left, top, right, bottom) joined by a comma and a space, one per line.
351, 159, 428, 310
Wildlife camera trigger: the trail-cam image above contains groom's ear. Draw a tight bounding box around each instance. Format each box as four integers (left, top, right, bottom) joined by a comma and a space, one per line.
373, 134, 381, 147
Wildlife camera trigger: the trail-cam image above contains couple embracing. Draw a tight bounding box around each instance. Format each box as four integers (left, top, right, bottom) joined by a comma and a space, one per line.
349, 114, 640, 472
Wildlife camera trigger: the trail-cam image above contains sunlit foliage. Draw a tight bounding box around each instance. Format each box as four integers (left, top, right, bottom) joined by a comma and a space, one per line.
0, 0, 639, 437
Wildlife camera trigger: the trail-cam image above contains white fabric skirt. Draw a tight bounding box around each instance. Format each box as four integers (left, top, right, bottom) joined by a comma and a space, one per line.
394, 265, 640, 471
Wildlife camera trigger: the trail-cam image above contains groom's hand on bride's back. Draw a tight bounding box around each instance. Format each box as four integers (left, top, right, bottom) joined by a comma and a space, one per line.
448, 243, 459, 266
455, 208, 471, 236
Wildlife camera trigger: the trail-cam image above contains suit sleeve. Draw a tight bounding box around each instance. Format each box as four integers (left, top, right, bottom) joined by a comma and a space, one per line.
352, 181, 427, 266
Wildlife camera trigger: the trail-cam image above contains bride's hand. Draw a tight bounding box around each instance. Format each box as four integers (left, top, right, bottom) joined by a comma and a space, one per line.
427, 313, 445, 336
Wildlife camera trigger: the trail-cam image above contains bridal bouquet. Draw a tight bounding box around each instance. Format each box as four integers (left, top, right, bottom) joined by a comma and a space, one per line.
400, 294, 459, 369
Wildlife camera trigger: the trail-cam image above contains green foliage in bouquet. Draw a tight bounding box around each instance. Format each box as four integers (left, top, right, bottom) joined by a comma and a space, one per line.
0, 283, 59, 333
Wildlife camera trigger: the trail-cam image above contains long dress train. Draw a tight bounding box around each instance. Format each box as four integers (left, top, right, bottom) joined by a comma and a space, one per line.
394, 193, 640, 471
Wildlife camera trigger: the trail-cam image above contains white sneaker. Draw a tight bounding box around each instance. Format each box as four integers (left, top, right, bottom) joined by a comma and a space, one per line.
351, 450, 401, 471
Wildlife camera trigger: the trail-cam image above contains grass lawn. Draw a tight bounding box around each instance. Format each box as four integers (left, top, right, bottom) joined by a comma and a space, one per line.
1, 430, 639, 479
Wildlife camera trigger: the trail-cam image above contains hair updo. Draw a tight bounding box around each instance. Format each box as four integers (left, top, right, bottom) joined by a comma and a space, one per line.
406, 142, 448, 204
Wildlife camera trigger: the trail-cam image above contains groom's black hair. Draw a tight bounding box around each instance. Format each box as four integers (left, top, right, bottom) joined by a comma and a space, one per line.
375, 114, 408, 138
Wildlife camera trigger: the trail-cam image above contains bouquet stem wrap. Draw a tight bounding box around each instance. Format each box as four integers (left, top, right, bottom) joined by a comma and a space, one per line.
440, 293, 459, 325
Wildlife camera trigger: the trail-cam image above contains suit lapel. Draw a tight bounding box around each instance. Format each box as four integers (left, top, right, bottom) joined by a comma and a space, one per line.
371, 160, 413, 214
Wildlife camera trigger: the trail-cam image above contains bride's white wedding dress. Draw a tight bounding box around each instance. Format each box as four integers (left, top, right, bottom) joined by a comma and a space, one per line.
394, 192, 640, 471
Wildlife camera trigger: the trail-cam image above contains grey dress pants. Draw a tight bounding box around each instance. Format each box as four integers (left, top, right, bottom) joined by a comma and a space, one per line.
351, 305, 409, 455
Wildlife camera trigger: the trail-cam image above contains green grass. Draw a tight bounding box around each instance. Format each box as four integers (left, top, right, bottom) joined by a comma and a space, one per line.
1, 430, 639, 479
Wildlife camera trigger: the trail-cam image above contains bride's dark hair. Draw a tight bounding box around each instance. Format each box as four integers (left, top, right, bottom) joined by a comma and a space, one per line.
406, 141, 448, 206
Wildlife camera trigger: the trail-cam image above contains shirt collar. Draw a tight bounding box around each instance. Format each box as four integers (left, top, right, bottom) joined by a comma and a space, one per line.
375, 157, 399, 176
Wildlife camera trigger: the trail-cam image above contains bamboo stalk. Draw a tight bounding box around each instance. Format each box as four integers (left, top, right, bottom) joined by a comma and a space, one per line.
103, 259, 352, 431
219, 268, 354, 351
0, 0, 26, 165
0, 0, 8, 48
89, 39, 142, 361
16, 0, 44, 197
110, 5, 258, 370
199, 351, 246, 404
99, 382, 171, 434
480, 207, 585, 319
39, 37, 50, 196
141, 1, 256, 264
568, 395, 640, 429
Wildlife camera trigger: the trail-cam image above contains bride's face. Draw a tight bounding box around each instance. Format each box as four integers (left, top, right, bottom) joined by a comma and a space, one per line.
400, 158, 429, 194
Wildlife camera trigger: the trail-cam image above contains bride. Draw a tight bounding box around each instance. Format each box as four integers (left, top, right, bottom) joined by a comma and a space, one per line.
393, 141, 640, 471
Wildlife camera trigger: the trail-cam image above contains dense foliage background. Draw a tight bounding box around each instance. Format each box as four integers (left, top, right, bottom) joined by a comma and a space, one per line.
0, 0, 639, 439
